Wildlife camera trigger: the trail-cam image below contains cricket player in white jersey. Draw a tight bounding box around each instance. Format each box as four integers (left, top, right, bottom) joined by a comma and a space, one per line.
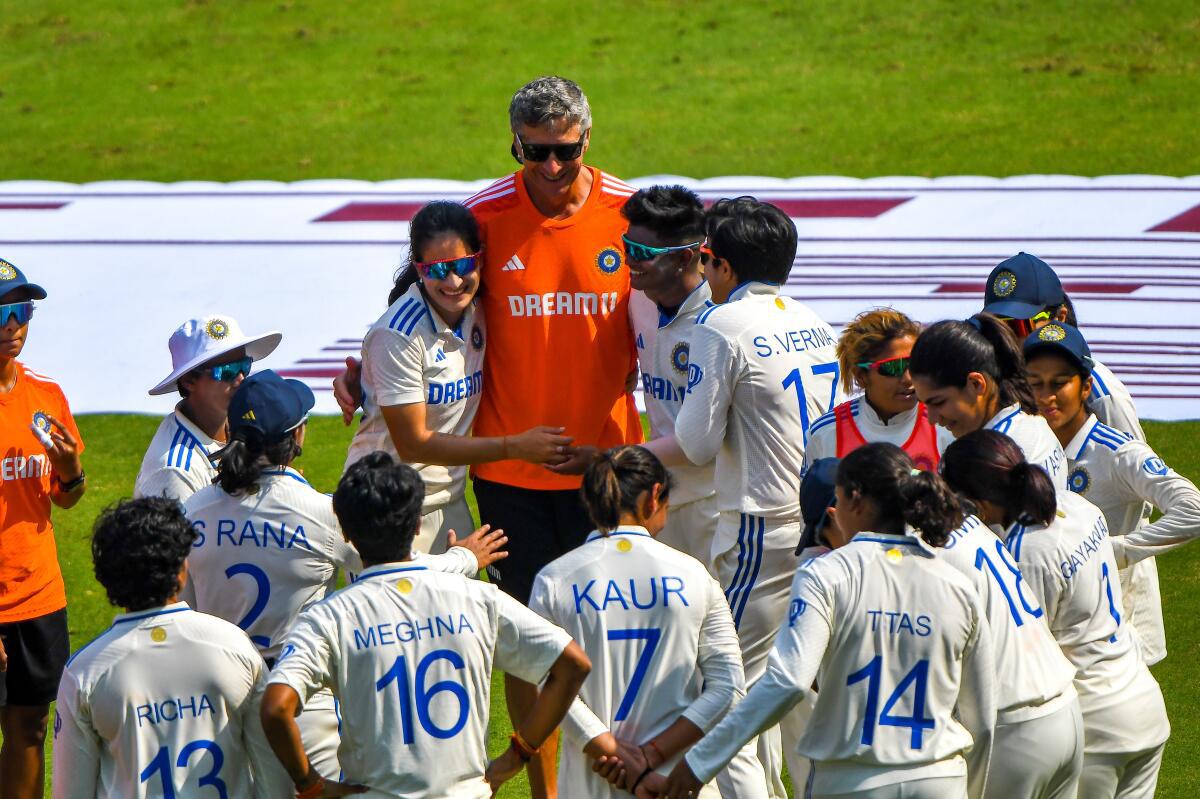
645, 197, 841, 797
942, 431, 1170, 799
910, 313, 1067, 491
982, 252, 1144, 440
183, 370, 506, 779
53, 497, 290, 798
619, 186, 719, 564
938, 515, 1081, 798
344, 201, 572, 556
530, 446, 768, 799
261, 451, 592, 798
136, 314, 281, 502
804, 309, 952, 472
656, 443, 997, 799
1023, 323, 1200, 665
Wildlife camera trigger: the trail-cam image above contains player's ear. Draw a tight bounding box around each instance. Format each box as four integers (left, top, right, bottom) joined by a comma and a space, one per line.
1081, 374, 1094, 402
510, 138, 524, 165
965, 371, 989, 399
1053, 305, 1070, 323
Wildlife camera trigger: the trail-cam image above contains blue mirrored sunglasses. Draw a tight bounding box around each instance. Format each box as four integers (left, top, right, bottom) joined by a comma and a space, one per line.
621, 235, 703, 264
0, 302, 34, 327
209, 357, 253, 382
415, 253, 481, 281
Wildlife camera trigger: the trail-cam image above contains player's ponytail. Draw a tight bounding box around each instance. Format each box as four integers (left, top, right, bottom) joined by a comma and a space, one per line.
581, 445, 672, 533
837, 443, 963, 547
388, 201, 483, 305
214, 428, 302, 497
940, 430, 1056, 528
909, 314, 1036, 414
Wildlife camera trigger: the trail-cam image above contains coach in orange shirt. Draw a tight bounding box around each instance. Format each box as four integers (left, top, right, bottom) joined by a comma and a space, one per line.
336, 76, 641, 796
0, 259, 85, 799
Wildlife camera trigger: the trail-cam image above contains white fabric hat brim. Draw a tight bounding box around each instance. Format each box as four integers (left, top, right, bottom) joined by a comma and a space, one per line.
148, 331, 283, 396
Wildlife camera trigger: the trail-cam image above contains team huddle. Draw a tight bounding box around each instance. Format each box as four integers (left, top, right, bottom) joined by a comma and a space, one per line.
1, 75, 1197, 799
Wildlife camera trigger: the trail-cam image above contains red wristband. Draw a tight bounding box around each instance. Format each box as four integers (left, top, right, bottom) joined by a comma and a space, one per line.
510, 730, 538, 761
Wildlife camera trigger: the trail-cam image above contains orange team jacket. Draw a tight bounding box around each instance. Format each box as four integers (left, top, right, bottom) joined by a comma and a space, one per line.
466, 167, 643, 490
0, 362, 84, 623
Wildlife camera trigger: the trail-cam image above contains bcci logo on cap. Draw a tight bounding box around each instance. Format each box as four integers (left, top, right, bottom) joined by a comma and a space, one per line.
205, 318, 230, 340
1068, 466, 1090, 494
32, 410, 52, 435
596, 248, 621, 275
671, 342, 690, 375
1038, 324, 1067, 342
992, 271, 1018, 298
0, 261, 16, 281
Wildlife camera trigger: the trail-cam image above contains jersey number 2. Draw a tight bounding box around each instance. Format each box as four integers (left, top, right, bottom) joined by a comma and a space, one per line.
782, 361, 839, 443
224, 563, 272, 648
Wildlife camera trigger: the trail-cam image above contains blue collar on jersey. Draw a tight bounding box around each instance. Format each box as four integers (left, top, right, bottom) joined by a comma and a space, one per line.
726, 280, 782, 304
657, 280, 711, 328
111, 601, 192, 627
416, 282, 473, 341
1066, 414, 1101, 460
261, 466, 310, 486
358, 563, 430, 581
585, 525, 653, 543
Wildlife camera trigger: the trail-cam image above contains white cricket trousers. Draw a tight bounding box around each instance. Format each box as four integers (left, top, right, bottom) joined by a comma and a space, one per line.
818, 776, 966, 798
297, 688, 341, 779
658, 493, 720, 575
414, 495, 474, 556
1079, 744, 1165, 798
987, 700, 1083, 799
714, 512, 804, 799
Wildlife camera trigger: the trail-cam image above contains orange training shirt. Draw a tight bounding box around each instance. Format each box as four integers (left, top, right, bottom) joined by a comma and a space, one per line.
0, 362, 83, 623
466, 167, 643, 490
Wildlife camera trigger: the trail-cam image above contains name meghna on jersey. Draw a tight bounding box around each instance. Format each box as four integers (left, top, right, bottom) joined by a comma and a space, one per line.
352, 614, 477, 650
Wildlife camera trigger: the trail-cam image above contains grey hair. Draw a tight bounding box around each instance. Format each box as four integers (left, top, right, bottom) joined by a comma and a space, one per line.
508, 76, 592, 133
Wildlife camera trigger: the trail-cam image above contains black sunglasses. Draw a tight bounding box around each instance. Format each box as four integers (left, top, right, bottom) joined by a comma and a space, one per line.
513, 136, 586, 163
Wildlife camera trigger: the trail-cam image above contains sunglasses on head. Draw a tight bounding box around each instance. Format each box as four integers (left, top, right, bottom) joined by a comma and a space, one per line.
621, 235, 703, 264
209, 357, 252, 383
515, 136, 586, 163
997, 310, 1053, 338
415, 252, 481, 281
0, 301, 34, 327
856, 355, 911, 378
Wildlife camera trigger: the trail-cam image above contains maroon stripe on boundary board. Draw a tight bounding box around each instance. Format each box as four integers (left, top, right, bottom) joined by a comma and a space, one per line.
1148, 204, 1200, 233
312, 201, 425, 223
0, 202, 67, 210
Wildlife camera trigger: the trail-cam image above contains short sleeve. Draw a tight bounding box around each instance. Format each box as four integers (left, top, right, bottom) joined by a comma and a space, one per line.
492, 590, 572, 686
268, 610, 336, 710
362, 328, 426, 408
135, 467, 203, 503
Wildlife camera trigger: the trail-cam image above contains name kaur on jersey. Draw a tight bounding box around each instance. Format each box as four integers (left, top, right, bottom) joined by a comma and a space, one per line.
190, 518, 310, 549
572, 576, 690, 614
752, 326, 837, 358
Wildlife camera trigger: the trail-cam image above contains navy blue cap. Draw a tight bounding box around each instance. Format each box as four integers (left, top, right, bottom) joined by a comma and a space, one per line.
797, 458, 840, 554
0, 258, 47, 302
228, 370, 315, 441
1022, 322, 1094, 377
982, 253, 1064, 319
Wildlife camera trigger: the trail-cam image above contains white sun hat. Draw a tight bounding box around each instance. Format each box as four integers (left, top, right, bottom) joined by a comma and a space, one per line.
149, 315, 283, 396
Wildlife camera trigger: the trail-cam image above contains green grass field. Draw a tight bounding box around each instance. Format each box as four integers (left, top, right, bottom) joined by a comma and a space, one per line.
3, 0, 1199, 794
33, 415, 1200, 796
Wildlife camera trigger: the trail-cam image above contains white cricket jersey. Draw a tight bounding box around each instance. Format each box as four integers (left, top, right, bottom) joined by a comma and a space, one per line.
1064, 414, 1200, 664
269, 563, 573, 799
183, 467, 477, 660
134, 409, 222, 503
1001, 491, 1170, 754
686, 532, 996, 798
529, 527, 745, 797
984, 404, 1068, 492
804, 398, 955, 470
53, 603, 290, 799
676, 282, 840, 520
939, 516, 1077, 724
346, 282, 486, 511
1088, 358, 1145, 441
631, 284, 716, 507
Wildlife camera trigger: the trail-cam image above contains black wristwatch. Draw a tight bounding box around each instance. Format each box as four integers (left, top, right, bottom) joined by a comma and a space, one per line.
57, 470, 86, 492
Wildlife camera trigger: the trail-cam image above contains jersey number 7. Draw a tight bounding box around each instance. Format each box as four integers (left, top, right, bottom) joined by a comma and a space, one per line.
607, 628, 662, 722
